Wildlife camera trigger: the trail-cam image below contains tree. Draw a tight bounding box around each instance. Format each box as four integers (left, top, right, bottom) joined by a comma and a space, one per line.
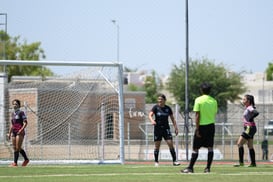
124, 66, 137, 72
127, 83, 141, 91
124, 68, 163, 103
144, 70, 158, 103
0, 31, 53, 81
265, 62, 273, 81
166, 58, 246, 112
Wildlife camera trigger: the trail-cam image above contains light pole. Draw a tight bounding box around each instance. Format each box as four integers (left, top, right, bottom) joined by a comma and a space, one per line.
0, 13, 7, 60
184, 0, 190, 161
111, 20, 119, 63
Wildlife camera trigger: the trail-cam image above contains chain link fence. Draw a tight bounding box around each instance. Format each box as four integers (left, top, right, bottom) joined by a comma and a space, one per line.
124, 103, 273, 162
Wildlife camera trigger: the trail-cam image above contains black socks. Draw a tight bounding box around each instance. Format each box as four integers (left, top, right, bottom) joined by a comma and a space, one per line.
154, 149, 159, 162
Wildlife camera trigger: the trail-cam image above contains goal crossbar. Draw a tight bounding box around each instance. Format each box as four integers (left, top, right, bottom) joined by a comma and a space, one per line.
0, 60, 121, 67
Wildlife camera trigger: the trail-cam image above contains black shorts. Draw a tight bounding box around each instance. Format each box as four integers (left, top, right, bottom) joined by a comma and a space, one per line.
11, 130, 25, 137
241, 125, 256, 139
193, 123, 215, 149
154, 126, 173, 141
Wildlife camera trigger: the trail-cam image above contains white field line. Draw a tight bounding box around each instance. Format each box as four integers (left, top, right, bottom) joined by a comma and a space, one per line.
1, 171, 273, 178
221, 172, 273, 176
0, 173, 175, 178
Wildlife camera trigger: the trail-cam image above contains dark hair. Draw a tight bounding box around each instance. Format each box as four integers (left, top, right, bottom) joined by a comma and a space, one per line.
245, 94, 256, 108
12, 99, 21, 108
157, 93, 166, 101
200, 82, 211, 95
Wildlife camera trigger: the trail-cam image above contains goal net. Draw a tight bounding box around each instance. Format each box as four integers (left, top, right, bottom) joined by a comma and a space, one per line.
0, 60, 124, 164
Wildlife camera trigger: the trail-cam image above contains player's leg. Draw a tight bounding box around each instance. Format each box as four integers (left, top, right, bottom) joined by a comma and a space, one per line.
247, 139, 256, 167
165, 128, 179, 166
234, 136, 247, 167
204, 147, 214, 173
10, 135, 21, 166
9, 135, 18, 166
204, 124, 215, 173
165, 139, 180, 166
154, 128, 163, 166
154, 141, 161, 166
18, 135, 29, 166
181, 134, 200, 173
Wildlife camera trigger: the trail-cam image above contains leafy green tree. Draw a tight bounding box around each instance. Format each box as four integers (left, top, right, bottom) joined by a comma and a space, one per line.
166, 58, 246, 112
127, 83, 141, 91
265, 62, 273, 81
124, 66, 137, 72
0, 31, 53, 81
144, 70, 158, 103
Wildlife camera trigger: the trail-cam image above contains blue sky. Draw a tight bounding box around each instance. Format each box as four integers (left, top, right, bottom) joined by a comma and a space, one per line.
1, 0, 273, 76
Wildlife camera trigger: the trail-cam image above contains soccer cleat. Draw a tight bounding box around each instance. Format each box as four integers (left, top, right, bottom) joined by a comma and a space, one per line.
248, 164, 256, 167
204, 168, 210, 173
154, 162, 159, 167
181, 168, 193, 173
233, 163, 244, 167
173, 161, 180, 166
9, 162, 18, 167
22, 160, 29, 167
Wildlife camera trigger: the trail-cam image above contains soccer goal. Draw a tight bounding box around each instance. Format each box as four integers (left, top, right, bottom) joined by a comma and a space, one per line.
0, 60, 125, 164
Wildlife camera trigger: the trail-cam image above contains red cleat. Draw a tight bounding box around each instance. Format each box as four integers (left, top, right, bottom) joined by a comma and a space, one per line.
9, 162, 18, 167
22, 160, 29, 167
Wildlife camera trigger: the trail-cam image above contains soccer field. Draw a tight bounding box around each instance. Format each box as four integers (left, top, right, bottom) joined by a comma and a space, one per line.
0, 162, 272, 182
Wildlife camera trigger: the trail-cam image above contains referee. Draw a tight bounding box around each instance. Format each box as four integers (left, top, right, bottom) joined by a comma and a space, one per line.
181, 82, 218, 173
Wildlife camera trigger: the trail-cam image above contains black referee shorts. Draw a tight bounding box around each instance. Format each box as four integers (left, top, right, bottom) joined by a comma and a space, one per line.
193, 123, 215, 149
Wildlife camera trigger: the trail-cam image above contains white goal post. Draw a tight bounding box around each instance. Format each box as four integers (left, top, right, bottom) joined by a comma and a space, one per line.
0, 60, 125, 165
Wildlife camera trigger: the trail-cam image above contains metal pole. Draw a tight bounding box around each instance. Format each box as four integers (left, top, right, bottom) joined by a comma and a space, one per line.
0, 13, 7, 60
24, 101, 28, 152
117, 63, 125, 164
117, 24, 119, 62
68, 122, 71, 159
101, 103, 105, 162
185, 0, 190, 161
111, 20, 119, 63
175, 104, 179, 160
0, 73, 6, 143
127, 122, 130, 160
262, 76, 265, 140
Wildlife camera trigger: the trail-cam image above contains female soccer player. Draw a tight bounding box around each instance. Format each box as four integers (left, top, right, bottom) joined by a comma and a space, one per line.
234, 94, 259, 167
8, 99, 30, 167
148, 94, 180, 167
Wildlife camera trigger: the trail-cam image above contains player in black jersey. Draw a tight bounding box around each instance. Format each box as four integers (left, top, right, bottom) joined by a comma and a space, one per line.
148, 94, 180, 167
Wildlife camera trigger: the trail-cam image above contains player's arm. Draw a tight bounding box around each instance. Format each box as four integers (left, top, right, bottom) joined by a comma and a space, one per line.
250, 109, 259, 121
8, 122, 12, 140
195, 111, 201, 137
170, 114, 178, 136
19, 119, 27, 133
148, 111, 156, 125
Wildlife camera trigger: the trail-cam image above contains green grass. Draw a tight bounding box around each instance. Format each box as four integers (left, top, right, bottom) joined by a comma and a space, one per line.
0, 163, 272, 182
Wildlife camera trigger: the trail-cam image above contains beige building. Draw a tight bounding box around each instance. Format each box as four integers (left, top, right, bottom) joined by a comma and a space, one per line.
242, 72, 273, 105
